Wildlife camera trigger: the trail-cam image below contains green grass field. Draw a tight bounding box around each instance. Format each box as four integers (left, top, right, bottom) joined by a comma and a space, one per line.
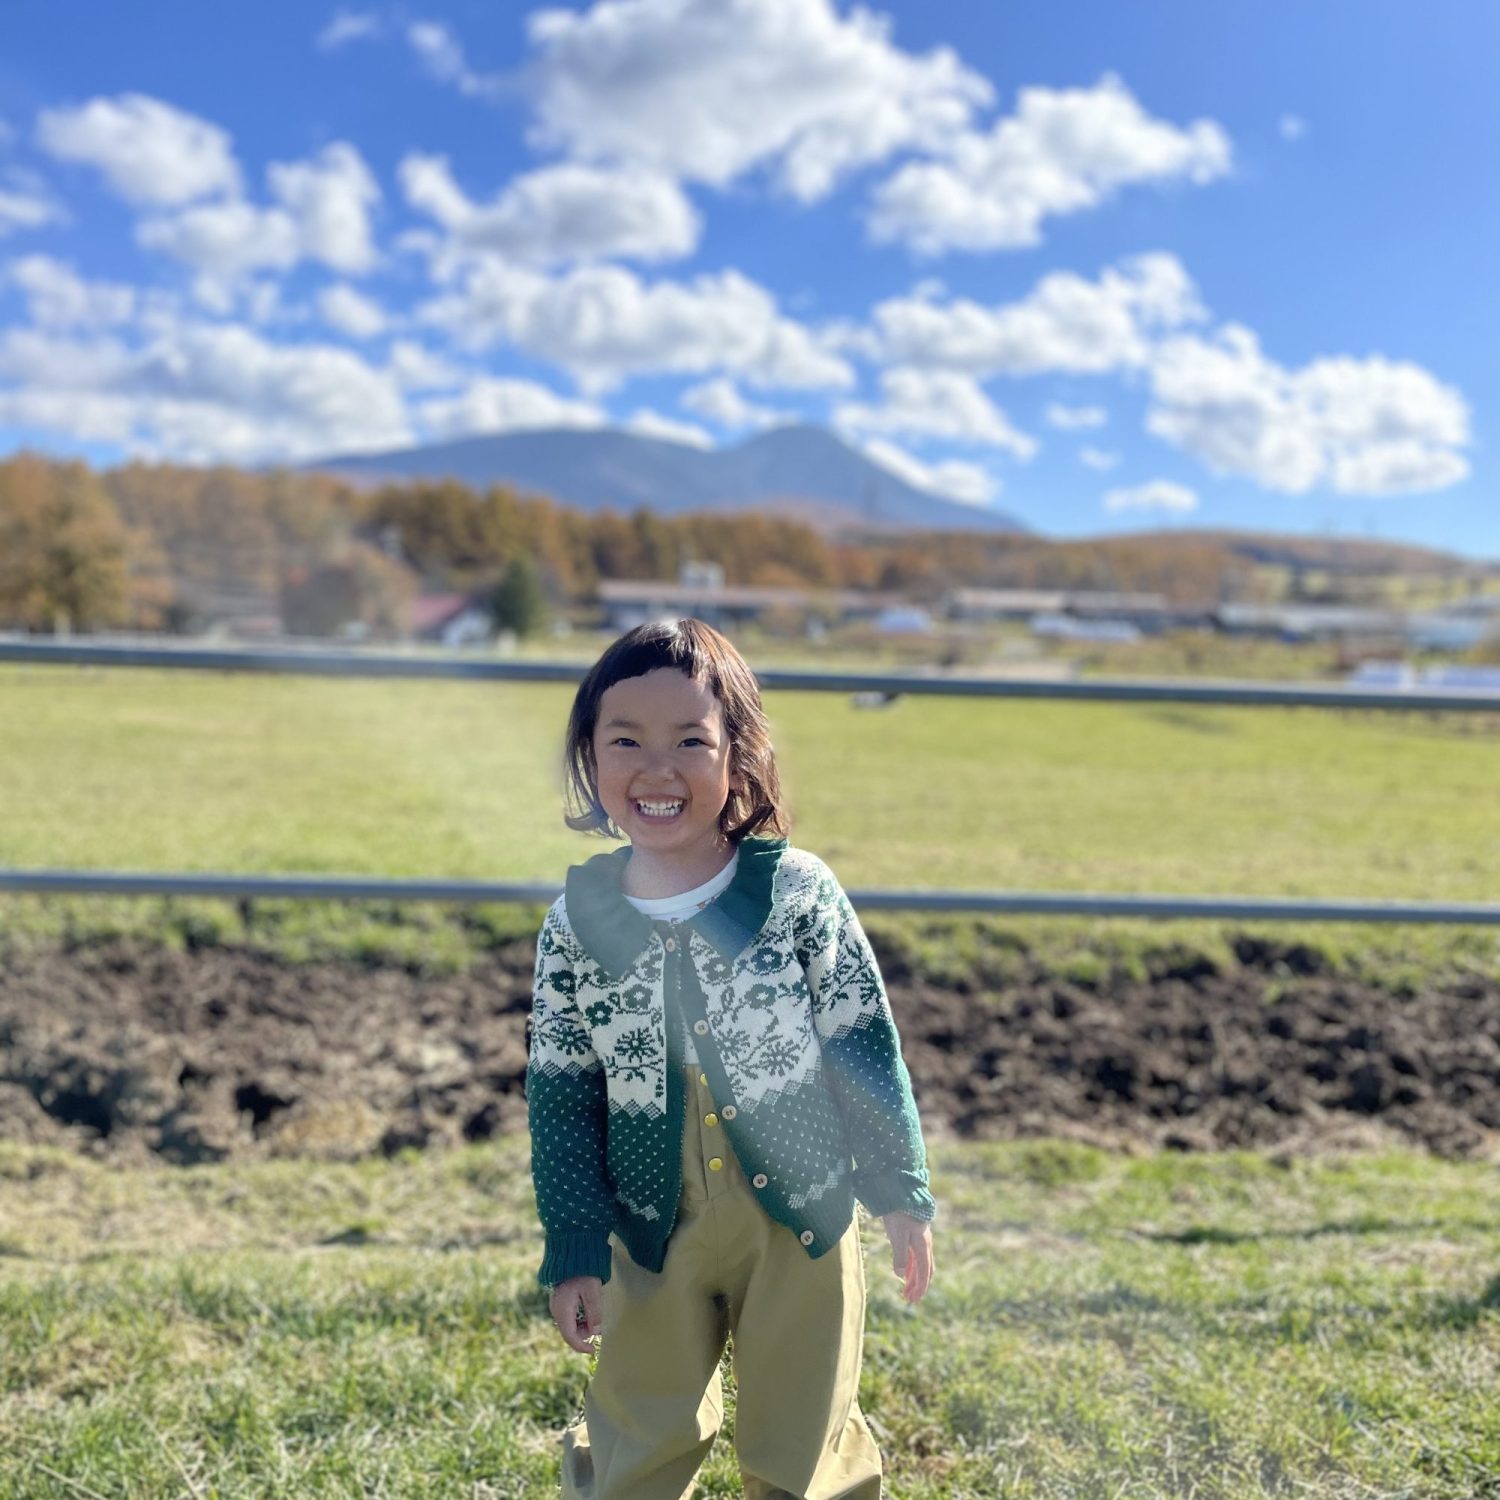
1, 1139, 1497, 1498
3, 660, 1498, 1497
1, 664, 1496, 901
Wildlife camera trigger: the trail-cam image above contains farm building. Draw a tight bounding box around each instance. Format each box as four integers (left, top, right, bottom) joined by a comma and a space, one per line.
410, 592, 493, 646
948, 587, 1205, 634
1214, 604, 1407, 641
595, 577, 904, 632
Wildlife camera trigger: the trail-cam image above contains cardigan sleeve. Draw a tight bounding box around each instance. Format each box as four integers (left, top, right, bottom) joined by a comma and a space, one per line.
795, 860, 937, 1223
526, 897, 618, 1287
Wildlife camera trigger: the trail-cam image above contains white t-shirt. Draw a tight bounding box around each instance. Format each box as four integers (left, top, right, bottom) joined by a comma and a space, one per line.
622, 850, 739, 1063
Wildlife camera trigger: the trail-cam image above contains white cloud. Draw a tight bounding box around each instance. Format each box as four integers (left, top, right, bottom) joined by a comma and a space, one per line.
8, 255, 137, 327
387, 340, 463, 391
681, 376, 791, 430
318, 10, 382, 49
1080, 446, 1120, 471
835, 368, 1036, 458
1327, 441, 1468, 495
1104, 479, 1198, 515
239, 280, 297, 327
141, 199, 301, 279
818, 316, 882, 363
36, 94, 241, 206
623, 407, 714, 448
0, 321, 411, 462
179, 276, 300, 327
416, 376, 604, 439
396, 157, 471, 228
1279, 114, 1307, 142
406, 21, 505, 101
526, 0, 991, 201
318, 282, 388, 338
400, 154, 699, 266
268, 143, 380, 272
1046, 402, 1107, 429
0, 170, 65, 236
870, 252, 1205, 376
140, 142, 380, 280
0, 327, 135, 392
1147, 325, 1471, 496
418, 259, 854, 392
862, 435, 997, 506
869, 75, 1231, 255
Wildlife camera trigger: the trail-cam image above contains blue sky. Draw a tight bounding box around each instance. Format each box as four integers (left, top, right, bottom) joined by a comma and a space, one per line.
0, 0, 1494, 556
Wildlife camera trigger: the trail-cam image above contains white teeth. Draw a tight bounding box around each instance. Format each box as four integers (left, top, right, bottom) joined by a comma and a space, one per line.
636, 799, 683, 816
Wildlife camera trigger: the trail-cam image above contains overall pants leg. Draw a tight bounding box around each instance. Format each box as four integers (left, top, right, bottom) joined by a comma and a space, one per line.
559, 1065, 882, 1500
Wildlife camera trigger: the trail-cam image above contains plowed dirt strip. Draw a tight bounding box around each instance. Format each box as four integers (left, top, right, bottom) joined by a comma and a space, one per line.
1, 939, 1497, 1162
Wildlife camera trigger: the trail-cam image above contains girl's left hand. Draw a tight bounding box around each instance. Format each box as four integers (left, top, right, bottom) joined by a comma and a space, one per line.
880, 1211, 934, 1304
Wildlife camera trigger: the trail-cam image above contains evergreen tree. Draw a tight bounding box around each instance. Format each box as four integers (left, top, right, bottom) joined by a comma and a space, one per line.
491, 553, 548, 637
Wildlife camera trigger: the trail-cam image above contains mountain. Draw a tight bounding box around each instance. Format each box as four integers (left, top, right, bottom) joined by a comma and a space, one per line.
304, 423, 1031, 534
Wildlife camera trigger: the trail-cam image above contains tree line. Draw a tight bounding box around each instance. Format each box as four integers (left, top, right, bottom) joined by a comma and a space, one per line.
1, 451, 1459, 638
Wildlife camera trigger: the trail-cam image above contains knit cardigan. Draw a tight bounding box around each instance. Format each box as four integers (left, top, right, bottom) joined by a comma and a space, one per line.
527, 836, 935, 1288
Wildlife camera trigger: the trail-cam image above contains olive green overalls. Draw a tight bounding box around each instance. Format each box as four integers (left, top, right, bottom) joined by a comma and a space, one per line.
558, 1063, 883, 1500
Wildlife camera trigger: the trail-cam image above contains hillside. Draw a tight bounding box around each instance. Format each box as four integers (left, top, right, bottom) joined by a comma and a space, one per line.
1108, 527, 1479, 577
306, 422, 1032, 535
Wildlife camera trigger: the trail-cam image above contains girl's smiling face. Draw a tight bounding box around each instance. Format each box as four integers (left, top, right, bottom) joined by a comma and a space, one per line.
593, 667, 739, 870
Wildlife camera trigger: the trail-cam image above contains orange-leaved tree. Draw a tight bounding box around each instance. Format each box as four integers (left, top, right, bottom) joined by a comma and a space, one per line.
0, 453, 131, 632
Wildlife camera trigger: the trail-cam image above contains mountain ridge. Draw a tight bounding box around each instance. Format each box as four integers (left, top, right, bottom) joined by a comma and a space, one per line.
303, 422, 1032, 535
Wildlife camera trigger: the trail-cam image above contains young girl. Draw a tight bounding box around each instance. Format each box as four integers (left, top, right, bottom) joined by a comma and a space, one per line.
528, 618, 936, 1500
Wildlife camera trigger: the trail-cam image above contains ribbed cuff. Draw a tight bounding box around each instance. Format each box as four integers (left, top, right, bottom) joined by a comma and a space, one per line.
855, 1169, 937, 1223
538, 1229, 613, 1289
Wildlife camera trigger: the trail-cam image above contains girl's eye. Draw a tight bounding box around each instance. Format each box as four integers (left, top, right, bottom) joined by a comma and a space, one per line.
609, 736, 638, 748
680, 737, 705, 747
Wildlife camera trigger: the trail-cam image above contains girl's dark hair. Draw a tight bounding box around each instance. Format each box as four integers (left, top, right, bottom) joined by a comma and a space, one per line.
564, 618, 789, 842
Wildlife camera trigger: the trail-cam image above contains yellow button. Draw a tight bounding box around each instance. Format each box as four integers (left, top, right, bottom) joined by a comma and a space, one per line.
704, 1112, 718, 1127
699, 1072, 708, 1086
707, 1157, 724, 1172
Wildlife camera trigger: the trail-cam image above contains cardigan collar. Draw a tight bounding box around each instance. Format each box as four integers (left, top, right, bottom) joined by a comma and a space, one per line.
565, 835, 786, 977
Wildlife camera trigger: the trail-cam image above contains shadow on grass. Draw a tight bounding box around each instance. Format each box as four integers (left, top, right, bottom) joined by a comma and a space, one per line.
1421, 1273, 1500, 1332
1139, 708, 1237, 736
904, 1271, 1500, 1348
1135, 1215, 1500, 1245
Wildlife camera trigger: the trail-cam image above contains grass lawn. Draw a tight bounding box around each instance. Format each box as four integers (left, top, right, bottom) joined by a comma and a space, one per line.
1, 664, 1497, 902
3, 662, 1499, 1497
0, 1138, 1497, 1498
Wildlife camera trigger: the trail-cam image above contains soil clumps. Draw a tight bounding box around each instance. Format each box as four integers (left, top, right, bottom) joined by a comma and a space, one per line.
1, 938, 1496, 1163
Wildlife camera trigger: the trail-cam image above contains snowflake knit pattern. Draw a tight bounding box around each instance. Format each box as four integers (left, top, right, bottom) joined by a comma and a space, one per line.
526, 837, 936, 1288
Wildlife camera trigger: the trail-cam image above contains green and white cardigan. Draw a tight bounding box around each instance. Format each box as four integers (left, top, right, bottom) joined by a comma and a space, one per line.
527, 837, 936, 1287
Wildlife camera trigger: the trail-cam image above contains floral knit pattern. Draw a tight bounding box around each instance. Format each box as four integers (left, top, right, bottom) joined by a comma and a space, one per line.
526, 842, 935, 1289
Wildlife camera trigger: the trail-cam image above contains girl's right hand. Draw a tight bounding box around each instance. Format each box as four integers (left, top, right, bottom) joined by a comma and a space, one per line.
548, 1275, 605, 1353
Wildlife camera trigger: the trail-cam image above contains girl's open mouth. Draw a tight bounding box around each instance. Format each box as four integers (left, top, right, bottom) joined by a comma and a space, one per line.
633, 798, 685, 821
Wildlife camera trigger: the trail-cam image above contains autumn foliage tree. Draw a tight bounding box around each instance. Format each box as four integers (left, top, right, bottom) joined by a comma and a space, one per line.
2, 453, 1475, 638
0, 454, 131, 631
279, 541, 416, 639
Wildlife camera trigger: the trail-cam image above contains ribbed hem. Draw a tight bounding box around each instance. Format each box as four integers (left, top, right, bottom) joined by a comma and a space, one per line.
538, 1229, 613, 1289
855, 1169, 937, 1222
